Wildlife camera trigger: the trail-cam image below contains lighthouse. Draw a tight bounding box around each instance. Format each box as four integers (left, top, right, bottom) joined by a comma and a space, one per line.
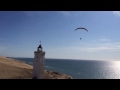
32, 41, 45, 79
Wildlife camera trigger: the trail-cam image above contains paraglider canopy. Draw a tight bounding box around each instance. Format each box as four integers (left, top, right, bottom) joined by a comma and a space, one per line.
75, 27, 88, 32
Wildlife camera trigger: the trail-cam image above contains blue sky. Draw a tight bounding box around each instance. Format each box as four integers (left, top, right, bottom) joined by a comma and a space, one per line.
0, 11, 120, 61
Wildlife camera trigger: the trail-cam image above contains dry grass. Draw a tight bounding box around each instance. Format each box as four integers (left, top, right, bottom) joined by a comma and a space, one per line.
0, 56, 73, 79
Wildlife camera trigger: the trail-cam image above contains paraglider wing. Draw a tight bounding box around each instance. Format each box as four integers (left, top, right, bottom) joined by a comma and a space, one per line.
75, 27, 88, 32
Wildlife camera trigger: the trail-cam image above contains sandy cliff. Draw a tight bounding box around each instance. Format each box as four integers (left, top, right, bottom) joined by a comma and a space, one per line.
0, 56, 73, 79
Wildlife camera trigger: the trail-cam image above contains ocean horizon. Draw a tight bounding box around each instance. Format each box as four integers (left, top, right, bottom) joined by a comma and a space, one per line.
11, 57, 120, 79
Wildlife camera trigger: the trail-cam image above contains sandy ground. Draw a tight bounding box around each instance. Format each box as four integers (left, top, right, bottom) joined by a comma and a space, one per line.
0, 56, 73, 79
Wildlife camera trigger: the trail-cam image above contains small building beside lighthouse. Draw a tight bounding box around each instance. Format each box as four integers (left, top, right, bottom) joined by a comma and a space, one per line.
32, 42, 45, 79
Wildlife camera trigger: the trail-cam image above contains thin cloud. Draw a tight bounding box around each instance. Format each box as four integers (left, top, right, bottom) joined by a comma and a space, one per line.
98, 38, 110, 42
22, 11, 35, 17
91, 38, 111, 42
62, 47, 118, 52
22, 11, 43, 17
112, 11, 120, 17
59, 11, 84, 17
58, 42, 120, 52
59, 11, 71, 17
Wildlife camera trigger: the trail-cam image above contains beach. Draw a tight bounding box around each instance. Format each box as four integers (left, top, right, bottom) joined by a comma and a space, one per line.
0, 56, 73, 79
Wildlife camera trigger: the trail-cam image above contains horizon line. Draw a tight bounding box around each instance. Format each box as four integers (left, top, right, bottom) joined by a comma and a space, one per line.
5, 56, 119, 61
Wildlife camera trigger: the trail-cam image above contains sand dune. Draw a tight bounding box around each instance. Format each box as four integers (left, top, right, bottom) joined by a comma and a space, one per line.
0, 56, 73, 79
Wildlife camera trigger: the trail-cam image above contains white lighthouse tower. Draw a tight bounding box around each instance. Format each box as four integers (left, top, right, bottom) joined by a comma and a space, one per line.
32, 41, 45, 79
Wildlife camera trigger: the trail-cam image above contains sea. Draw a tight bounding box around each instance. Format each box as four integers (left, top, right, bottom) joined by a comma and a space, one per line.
11, 58, 120, 79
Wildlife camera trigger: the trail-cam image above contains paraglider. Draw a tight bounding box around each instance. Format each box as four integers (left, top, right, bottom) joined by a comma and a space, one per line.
74, 27, 88, 40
